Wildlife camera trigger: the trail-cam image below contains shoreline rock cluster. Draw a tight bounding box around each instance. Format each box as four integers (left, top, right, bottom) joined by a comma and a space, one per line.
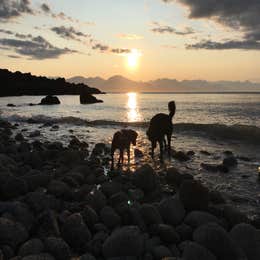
0, 118, 259, 260
0, 69, 103, 97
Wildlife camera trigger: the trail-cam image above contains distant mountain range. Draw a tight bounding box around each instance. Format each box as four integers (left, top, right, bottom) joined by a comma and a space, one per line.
67, 75, 260, 93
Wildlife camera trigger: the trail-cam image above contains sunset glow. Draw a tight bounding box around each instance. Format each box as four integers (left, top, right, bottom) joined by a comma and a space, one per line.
127, 92, 140, 122
127, 49, 141, 70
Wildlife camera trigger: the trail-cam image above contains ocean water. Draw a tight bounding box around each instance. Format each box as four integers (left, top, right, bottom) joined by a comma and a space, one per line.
0, 93, 260, 126
1, 93, 260, 216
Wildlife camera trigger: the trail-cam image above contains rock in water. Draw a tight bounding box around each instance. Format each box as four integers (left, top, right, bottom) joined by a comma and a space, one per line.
80, 92, 103, 104
40, 95, 60, 105
179, 180, 209, 211
193, 223, 242, 260
223, 156, 238, 168
230, 223, 260, 260
102, 226, 144, 258
134, 148, 144, 158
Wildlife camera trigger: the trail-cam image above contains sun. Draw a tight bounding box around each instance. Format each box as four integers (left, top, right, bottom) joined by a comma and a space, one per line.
127, 49, 141, 69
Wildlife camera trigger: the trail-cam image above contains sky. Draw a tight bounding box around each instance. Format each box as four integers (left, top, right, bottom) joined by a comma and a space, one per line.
0, 0, 260, 82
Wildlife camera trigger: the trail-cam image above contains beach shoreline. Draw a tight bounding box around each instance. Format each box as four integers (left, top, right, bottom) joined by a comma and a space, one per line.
0, 117, 260, 259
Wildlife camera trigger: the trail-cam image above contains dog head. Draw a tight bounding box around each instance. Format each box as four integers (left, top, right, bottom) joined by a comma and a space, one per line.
168, 101, 176, 115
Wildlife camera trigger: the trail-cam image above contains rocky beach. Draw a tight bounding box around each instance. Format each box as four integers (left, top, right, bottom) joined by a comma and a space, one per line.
0, 118, 259, 260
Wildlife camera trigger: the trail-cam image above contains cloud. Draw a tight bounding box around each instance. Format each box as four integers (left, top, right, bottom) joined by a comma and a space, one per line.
51, 26, 91, 41
0, 29, 13, 35
8, 54, 22, 59
187, 39, 260, 50
0, 29, 33, 39
161, 44, 176, 49
110, 48, 131, 54
92, 43, 110, 52
0, 35, 77, 59
91, 42, 131, 54
40, 3, 94, 25
41, 3, 50, 13
0, 0, 33, 21
151, 22, 195, 35
161, 0, 260, 50
117, 34, 144, 40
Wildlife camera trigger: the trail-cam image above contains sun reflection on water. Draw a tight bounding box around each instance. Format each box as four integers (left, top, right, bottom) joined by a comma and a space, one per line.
127, 92, 140, 122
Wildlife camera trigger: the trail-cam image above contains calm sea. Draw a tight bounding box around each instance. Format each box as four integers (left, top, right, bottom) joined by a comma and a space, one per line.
0, 93, 260, 127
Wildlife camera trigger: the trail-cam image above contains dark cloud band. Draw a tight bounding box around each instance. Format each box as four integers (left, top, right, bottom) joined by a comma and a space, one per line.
0, 35, 77, 59
162, 0, 260, 50
151, 22, 195, 35
0, 0, 33, 21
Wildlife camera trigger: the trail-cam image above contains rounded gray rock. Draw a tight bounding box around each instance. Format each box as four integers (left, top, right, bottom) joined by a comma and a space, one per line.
193, 223, 242, 260
230, 223, 260, 260
102, 226, 144, 258
158, 196, 185, 226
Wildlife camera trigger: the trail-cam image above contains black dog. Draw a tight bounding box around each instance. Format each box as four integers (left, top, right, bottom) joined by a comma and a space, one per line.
147, 101, 176, 162
111, 129, 138, 169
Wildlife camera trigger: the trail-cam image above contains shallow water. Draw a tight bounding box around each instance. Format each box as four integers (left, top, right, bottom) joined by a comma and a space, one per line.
1, 93, 260, 216
0, 93, 260, 126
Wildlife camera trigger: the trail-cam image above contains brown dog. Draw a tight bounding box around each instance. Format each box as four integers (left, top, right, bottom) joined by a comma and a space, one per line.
111, 129, 138, 169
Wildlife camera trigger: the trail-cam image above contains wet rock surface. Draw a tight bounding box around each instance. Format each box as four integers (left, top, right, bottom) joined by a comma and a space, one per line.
0, 118, 258, 259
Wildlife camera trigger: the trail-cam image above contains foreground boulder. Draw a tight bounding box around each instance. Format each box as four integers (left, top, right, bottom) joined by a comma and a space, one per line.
40, 95, 60, 105
1, 177, 28, 199
44, 237, 71, 260
80, 93, 103, 104
181, 241, 217, 260
139, 204, 163, 225
158, 196, 185, 226
102, 226, 144, 258
193, 223, 242, 260
184, 211, 221, 228
230, 223, 260, 260
0, 217, 29, 249
61, 213, 91, 252
134, 164, 158, 193
18, 238, 44, 257
179, 180, 209, 211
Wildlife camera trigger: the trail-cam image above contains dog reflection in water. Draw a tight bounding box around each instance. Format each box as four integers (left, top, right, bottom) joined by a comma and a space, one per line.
111, 129, 138, 169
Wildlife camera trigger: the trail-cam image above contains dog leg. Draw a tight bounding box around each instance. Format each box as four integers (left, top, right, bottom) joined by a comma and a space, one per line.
121, 150, 124, 166
127, 148, 130, 165
111, 149, 115, 170
167, 133, 171, 156
159, 140, 164, 163
151, 140, 156, 159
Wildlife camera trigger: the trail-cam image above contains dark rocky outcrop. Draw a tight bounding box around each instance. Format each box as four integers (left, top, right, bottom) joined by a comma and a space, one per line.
0, 68, 102, 97
40, 96, 61, 105
80, 92, 103, 104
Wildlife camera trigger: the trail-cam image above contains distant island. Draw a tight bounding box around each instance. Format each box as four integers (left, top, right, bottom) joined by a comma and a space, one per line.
68, 75, 260, 93
0, 69, 102, 97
